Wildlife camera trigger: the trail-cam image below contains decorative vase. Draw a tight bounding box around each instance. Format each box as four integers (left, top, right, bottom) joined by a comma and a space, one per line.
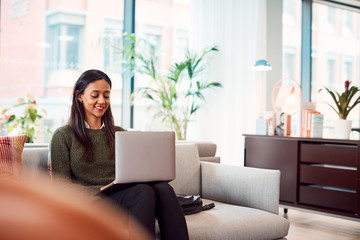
334, 119, 352, 139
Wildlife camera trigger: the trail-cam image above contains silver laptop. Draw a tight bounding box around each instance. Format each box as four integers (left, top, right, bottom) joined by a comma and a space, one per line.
113, 131, 175, 184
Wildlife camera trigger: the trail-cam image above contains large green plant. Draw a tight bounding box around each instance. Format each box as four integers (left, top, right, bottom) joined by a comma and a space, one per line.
319, 80, 360, 120
101, 33, 222, 139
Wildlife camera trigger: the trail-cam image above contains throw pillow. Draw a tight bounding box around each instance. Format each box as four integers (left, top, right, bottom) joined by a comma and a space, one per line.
0, 135, 27, 178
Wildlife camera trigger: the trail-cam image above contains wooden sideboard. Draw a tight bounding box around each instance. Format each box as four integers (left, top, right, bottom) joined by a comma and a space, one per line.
243, 134, 360, 220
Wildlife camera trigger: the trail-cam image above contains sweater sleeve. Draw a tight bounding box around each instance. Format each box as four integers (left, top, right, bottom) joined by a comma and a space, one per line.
50, 127, 72, 181
50, 127, 102, 197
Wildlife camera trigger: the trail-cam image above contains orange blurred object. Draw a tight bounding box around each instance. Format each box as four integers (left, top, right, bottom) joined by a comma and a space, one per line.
0, 173, 152, 240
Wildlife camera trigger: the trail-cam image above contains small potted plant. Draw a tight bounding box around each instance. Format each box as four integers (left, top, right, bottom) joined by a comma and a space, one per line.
1, 94, 52, 143
319, 80, 360, 139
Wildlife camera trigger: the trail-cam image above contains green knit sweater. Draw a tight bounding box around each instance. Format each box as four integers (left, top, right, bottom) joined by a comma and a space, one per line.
50, 125, 124, 194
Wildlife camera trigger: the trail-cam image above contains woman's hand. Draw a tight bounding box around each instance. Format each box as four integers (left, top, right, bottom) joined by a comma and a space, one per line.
100, 180, 115, 191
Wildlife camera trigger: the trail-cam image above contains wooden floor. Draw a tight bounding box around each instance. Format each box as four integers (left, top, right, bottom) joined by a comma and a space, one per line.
281, 208, 360, 240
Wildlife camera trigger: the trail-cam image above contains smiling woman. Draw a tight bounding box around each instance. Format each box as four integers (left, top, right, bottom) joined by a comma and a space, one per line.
50, 69, 189, 240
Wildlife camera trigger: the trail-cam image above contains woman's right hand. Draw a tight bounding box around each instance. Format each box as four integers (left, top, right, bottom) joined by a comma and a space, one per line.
100, 180, 115, 191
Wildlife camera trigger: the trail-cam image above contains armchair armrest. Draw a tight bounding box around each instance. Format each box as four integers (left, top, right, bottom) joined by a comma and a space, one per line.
201, 162, 280, 214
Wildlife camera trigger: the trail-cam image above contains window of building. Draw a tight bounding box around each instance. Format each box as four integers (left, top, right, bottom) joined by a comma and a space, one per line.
325, 5, 337, 33
172, 28, 189, 64
283, 0, 297, 26
326, 54, 337, 89
103, 18, 123, 73
310, 49, 318, 99
282, 0, 301, 86
342, 55, 353, 80
283, 47, 297, 79
342, 10, 354, 37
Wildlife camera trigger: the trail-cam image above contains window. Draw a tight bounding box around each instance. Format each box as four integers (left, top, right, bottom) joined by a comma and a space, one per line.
311, 50, 317, 91
103, 18, 123, 73
310, 1, 360, 137
172, 28, 189, 63
342, 11, 354, 37
326, 54, 336, 89
48, 24, 82, 70
342, 55, 353, 80
133, 0, 190, 131
325, 5, 337, 33
103, 28, 123, 73
283, 48, 297, 79
283, 0, 297, 26
282, 0, 301, 84
0, 0, 125, 142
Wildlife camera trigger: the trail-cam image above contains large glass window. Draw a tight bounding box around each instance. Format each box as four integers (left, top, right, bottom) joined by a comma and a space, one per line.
132, 0, 190, 130
311, 2, 360, 137
0, 0, 124, 142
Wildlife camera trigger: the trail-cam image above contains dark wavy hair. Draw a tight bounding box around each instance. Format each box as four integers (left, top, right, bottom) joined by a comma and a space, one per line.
69, 69, 115, 161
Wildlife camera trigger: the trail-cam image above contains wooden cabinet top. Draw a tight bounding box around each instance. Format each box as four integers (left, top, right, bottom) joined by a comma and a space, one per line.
243, 134, 360, 145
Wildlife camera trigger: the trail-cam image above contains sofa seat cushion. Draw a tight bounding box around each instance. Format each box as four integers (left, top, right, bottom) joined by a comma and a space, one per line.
185, 199, 290, 240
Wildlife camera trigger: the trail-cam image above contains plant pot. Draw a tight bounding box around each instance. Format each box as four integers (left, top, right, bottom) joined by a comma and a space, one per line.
334, 119, 352, 139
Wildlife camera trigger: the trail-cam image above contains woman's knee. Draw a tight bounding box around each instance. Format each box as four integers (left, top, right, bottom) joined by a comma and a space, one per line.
153, 182, 173, 191
132, 184, 156, 202
152, 182, 175, 196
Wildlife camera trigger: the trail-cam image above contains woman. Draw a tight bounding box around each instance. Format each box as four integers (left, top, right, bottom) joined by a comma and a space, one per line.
50, 69, 189, 240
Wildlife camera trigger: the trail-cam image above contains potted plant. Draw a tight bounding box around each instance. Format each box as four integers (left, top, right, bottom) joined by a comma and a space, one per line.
1, 94, 52, 143
319, 80, 360, 139
101, 33, 222, 140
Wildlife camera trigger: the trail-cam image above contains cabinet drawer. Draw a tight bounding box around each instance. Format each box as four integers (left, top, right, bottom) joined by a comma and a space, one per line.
300, 143, 357, 167
300, 165, 357, 190
299, 185, 356, 213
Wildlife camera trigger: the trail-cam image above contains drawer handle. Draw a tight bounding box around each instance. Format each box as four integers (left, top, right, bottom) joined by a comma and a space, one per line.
302, 163, 356, 170
301, 184, 356, 193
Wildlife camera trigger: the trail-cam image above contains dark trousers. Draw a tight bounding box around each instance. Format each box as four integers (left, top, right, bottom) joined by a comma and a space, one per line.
103, 182, 189, 240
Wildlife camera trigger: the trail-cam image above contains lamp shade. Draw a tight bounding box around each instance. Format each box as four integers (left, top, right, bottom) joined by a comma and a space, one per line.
252, 59, 272, 71
272, 78, 302, 115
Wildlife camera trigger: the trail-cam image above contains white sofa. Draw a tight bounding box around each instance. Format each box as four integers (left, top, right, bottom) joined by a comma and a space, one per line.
22, 142, 289, 240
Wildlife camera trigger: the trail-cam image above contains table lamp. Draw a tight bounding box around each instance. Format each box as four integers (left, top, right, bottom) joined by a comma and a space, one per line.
252, 59, 272, 116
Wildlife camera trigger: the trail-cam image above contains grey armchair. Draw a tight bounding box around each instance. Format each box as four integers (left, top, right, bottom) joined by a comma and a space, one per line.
170, 143, 289, 240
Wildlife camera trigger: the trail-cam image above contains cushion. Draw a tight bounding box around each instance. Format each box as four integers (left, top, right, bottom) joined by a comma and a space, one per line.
176, 141, 217, 157
170, 143, 201, 196
22, 146, 51, 177
185, 199, 290, 240
0, 135, 27, 178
